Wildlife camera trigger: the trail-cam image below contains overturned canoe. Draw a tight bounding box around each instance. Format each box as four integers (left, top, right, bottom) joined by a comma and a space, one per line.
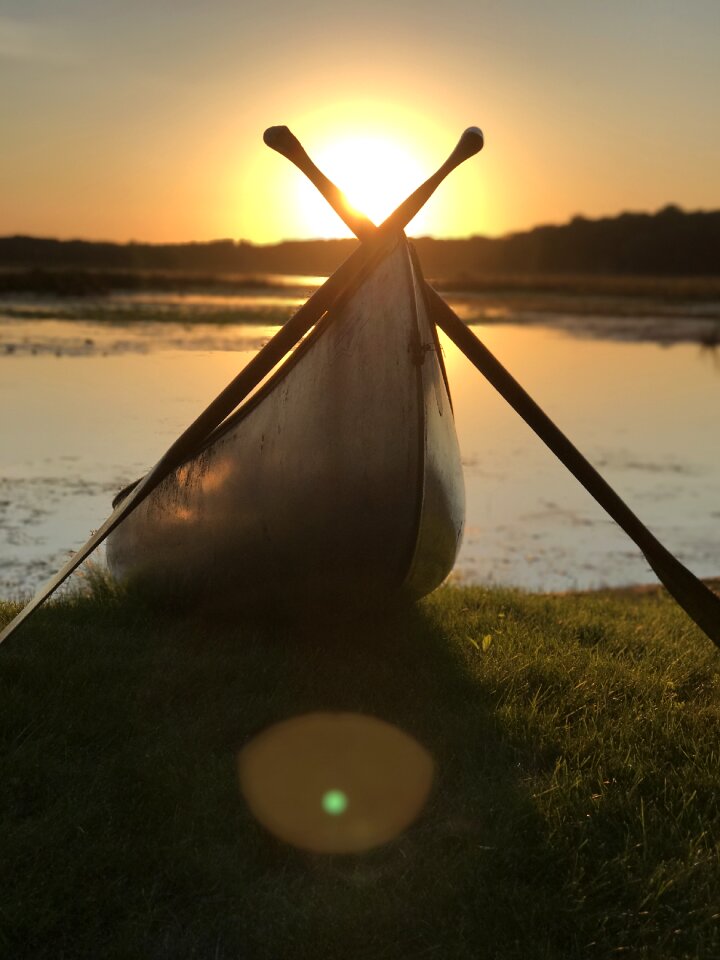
106, 238, 464, 606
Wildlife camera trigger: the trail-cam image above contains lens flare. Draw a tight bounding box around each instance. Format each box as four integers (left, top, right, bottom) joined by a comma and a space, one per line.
238, 712, 434, 854
322, 789, 349, 816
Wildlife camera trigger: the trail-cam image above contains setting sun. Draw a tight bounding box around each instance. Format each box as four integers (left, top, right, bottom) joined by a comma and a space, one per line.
233, 102, 490, 243
294, 136, 430, 237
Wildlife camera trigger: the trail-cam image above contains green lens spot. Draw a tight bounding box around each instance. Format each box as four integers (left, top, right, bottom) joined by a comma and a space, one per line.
322, 790, 348, 816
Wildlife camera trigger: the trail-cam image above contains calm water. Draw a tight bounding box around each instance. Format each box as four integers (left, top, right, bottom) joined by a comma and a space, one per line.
1, 286, 718, 598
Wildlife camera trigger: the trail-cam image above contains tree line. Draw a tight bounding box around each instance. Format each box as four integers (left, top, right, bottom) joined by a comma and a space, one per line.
2, 206, 719, 279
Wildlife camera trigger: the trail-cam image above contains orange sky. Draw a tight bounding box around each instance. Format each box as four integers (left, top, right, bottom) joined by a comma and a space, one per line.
1, 1, 719, 244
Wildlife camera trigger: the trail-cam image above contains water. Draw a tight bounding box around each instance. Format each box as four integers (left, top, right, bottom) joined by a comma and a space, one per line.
445, 325, 719, 590
1, 285, 718, 598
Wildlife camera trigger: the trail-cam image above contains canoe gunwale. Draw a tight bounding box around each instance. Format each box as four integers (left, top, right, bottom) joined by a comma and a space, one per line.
408, 243, 453, 413
399, 245, 435, 593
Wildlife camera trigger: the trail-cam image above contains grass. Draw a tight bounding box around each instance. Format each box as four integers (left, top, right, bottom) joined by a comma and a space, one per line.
1, 583, 719, 959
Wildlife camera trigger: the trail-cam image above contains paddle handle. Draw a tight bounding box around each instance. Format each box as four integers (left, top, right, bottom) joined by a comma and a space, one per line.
378, 128, 484, 236
264, 126, 484, 241
264, 126, 375, 241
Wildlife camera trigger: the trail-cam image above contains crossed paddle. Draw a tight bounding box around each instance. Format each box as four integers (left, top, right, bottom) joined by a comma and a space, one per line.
1, 126, 718, 647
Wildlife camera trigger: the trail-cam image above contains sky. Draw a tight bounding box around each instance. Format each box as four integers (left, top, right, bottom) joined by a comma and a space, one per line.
1, 0, 719, 244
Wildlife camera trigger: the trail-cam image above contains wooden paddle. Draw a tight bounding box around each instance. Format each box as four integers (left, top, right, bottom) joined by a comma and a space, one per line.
264, 125, 720, 649
0, 128, 483, 645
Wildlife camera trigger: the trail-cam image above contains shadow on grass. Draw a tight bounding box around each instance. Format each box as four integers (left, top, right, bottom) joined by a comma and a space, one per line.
1, 588, 575, 959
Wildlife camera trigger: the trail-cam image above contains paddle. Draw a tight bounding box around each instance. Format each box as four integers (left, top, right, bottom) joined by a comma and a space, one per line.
264, 126, 720, 648
0, 128, 484, 645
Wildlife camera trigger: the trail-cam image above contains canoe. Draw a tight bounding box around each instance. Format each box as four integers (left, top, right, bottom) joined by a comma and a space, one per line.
106, 237, 465, 607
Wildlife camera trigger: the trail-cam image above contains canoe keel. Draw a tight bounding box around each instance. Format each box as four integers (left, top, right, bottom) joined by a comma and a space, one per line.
106, 240, 465, 607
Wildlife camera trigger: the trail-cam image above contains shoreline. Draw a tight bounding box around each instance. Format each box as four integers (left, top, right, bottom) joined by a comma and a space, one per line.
3, 575, 719, 609
546, 576, 720, 599
2, 285, 720, 349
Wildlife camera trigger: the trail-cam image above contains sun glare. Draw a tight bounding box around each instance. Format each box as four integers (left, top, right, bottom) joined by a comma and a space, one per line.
296, 136, 430, 238
239, 104, 485, 242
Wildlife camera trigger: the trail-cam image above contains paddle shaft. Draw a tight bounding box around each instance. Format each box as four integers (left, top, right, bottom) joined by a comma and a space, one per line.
0, 130, 482, 645
266, 127, 720, 648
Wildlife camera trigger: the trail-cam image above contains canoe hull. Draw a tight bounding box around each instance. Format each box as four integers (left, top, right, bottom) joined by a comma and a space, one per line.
106, 240, 464, 607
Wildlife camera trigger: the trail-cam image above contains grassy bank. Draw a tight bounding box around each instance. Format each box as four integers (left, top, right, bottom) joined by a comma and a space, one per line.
1, 584, 719, 959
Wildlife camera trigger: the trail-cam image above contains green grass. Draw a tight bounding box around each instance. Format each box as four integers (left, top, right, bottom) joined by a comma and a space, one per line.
1, 584, 719, 959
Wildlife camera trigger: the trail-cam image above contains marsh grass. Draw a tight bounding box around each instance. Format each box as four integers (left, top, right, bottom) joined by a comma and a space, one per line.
1, 583, 718, 959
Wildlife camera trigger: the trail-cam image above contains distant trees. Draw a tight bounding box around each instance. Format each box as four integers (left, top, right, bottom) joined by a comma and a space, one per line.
414, 208, 720, 276
2, 206, 719, 279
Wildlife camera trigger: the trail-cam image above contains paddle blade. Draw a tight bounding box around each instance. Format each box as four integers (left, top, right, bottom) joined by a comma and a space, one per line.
644, 544, 720, 648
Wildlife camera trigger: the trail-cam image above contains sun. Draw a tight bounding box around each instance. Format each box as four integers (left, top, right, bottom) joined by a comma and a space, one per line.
236, 103, 488, 242
295, 135, 430, 238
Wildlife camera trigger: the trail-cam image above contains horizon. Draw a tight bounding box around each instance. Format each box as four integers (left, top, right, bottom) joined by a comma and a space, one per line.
2, 201, 712, 250
2, 2, 720, 245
